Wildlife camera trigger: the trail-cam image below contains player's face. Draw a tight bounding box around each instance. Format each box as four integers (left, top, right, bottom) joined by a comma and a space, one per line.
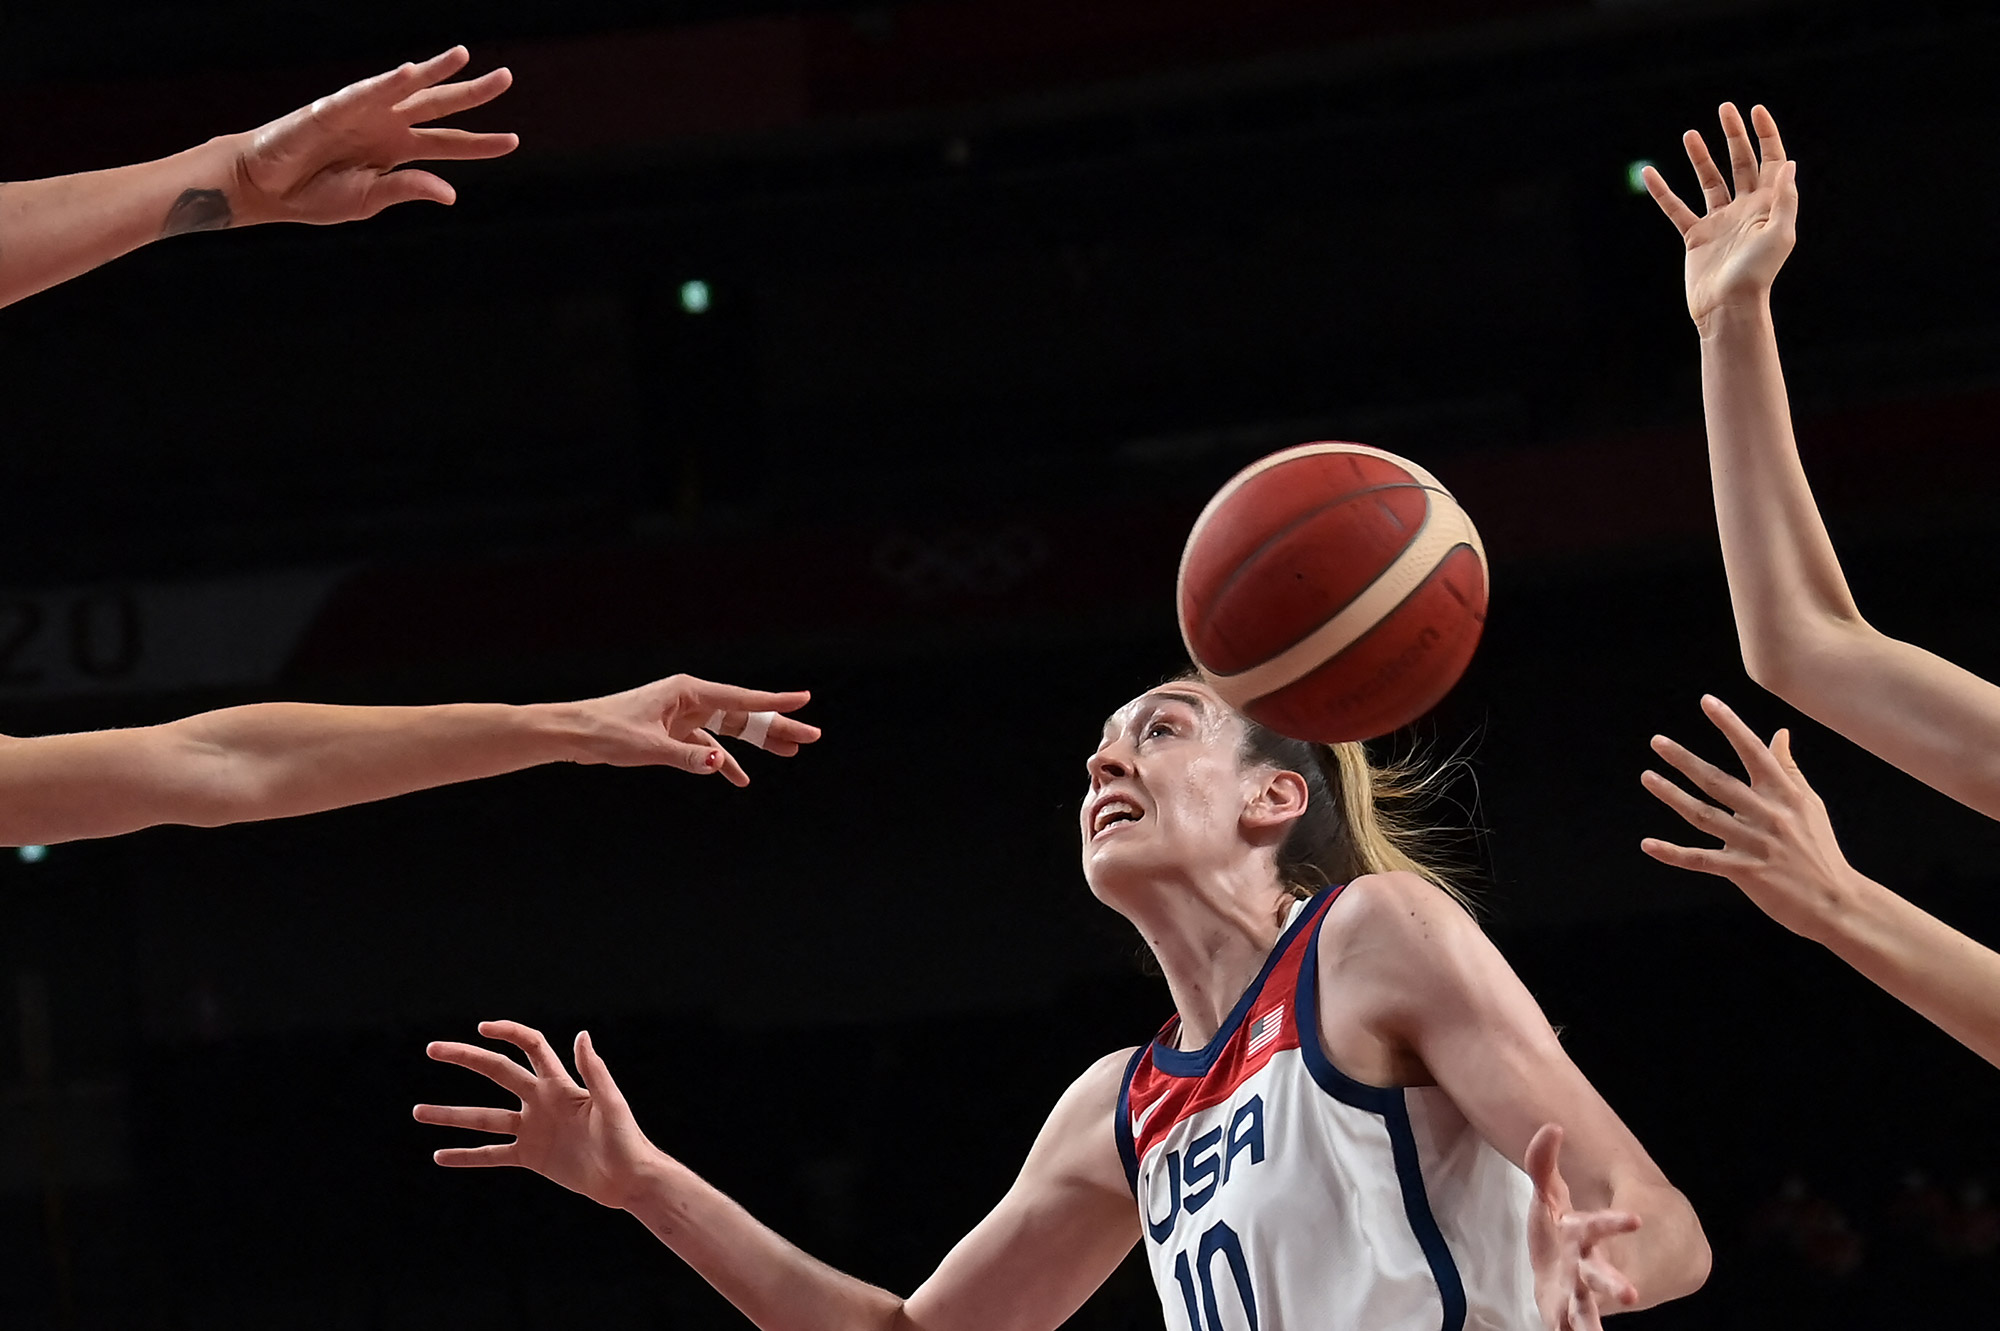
1082, 681, 1262, 899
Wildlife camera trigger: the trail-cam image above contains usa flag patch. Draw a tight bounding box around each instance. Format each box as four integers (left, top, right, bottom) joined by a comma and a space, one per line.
1246, 1004, 1284, 1055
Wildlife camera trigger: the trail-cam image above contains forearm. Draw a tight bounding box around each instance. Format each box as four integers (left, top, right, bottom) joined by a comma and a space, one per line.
1700, 301, 1865, 686
0, 700, 589, 845
168, 700, 588, 823
0, 136, 244, 309
624, 1152, 907, 1331
1816, 871, 2000, 1070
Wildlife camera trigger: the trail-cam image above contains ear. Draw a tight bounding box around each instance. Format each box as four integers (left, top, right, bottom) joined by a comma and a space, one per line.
1243, 767, 1309, 835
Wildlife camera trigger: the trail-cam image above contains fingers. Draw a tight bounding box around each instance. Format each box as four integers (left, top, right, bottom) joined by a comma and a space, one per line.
412, 1103, 521, 1136
1648, 731, 1754, 813
478, 1020, 579, 1088
1719, 101, 1760, 200
1682, 128, 1731, 214
1700, 695, 1790, 788
1576, 1252, 1640, 1310
384, 46, 474, 100
394, 66, 514, 122
1639, 769, 1738, 843
1570, 1209, 1645, 1248
1751, 103, 1788, 166
426, 1040, 536, 1098
1774, 158, 1800, 231
1640, 166, 1700, 236
1567, 1286, 1605, 1331
1639, 835, 1735, 878
433, 1143, 518, 1168
702, 709, 824, 756
662, 731, 745, 785
405, 127, 522, 163
678, 680, 813, 718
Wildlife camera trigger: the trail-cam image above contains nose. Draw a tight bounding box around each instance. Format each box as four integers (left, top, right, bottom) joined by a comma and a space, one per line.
1086, 741, 1131, 790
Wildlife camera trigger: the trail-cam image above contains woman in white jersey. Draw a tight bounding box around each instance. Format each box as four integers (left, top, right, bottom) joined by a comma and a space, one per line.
1635, 104, 2000, 1070
418, 677, 1711, 1329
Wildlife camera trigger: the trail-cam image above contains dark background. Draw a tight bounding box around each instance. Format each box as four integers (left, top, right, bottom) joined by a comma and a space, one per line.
5, 0, 2000, 1324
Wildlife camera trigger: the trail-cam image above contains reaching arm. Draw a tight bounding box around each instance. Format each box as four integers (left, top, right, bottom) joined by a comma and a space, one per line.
1644, 694, 2000, 1069
0, 46, 516, 310
417, 1022, 1139, 1331
0, 673, 818, 846
1644, 103, 2000, 820
1323, 874, 1711, 1325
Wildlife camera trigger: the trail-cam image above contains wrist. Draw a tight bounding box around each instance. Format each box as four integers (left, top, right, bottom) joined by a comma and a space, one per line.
518, 701, 596, 765
1695, 295, 1774, 342
1801, 865, 1885, 949
620, 1147, 693, 1219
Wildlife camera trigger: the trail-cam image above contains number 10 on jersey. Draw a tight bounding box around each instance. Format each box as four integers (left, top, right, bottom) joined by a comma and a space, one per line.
1171, 1220, 1257, 1331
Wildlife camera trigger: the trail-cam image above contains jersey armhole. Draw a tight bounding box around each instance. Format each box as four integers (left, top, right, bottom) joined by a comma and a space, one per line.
1113, 1043, 1146, 1194
1292, 885, 1404, 1115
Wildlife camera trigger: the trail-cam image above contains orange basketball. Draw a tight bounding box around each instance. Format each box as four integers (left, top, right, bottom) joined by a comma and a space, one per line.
1177, 442, 1488, 742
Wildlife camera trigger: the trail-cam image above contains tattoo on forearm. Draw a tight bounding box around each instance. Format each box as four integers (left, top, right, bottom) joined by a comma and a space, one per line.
161, 189, 232, 238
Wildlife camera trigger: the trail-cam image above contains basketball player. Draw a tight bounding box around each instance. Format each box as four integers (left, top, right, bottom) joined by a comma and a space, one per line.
1637, 106, 2000, 1068
0, 46, 514, 311
0, 672, 817, 847
419, 679, 1710, 1329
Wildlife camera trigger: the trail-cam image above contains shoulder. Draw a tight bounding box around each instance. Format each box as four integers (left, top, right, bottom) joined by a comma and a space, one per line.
1317, 872, 1500, 1025
1017, 1047, 1142, 1198
1321, 871, 1480, 953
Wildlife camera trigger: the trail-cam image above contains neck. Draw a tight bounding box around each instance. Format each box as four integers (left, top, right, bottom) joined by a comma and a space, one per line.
1122, 867, 1298, 1050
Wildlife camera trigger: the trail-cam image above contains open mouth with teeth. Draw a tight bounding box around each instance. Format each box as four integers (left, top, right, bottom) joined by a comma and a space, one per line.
1092, 798, 1145, 838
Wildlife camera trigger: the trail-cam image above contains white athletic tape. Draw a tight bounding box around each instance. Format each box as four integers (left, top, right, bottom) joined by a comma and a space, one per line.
741, 711, 776, 749
704, 710, 726, 733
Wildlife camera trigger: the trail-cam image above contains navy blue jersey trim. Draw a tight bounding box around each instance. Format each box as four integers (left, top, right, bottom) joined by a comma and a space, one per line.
1149, 888, 1334, 1079
1115, 1043, 1147, 1195
1296, 889, 1468, 1331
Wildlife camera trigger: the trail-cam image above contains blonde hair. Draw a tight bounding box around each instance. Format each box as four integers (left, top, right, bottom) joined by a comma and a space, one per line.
1230, 711, 1475, 915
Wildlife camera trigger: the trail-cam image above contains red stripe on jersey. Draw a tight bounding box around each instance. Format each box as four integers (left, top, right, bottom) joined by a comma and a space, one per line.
1126, 888, 1341, 1165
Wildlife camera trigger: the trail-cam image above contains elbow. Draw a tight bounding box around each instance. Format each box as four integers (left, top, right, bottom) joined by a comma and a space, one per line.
1738, 615, 1871, 709
1651, 1190, 1713, 1305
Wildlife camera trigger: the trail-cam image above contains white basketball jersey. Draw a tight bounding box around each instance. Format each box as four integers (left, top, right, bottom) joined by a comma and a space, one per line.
1116, 888, 1540, 1331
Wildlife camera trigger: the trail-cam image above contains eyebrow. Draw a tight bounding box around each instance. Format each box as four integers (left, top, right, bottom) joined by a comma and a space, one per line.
1100, 689, 1210, 734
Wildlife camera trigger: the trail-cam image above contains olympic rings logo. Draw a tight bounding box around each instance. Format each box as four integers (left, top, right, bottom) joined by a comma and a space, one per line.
871, 525, 1051, 601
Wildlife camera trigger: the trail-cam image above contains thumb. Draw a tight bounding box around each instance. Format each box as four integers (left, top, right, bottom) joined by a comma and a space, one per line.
1772, 727, 1801, 774
575, 1030, 631, 1113
661, 736, 727, 777
1773, 159, 1799, 231
1525, 1123, 1568, 1205
361, 168, 456, 217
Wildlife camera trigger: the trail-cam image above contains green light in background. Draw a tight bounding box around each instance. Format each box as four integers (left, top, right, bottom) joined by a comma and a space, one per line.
1626, 160, 1656, 195
679, 280, 712, 314
18, 845, 47, 863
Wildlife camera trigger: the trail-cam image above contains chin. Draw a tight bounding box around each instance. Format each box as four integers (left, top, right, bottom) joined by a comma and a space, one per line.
1081, 839, 1166, 910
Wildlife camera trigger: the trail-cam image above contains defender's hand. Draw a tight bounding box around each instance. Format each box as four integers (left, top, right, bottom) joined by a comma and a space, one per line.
564, 675, 820, 787
1640, 102, 1799, 329
418, 1022, 659, 1210
1641, 695, 1860, 941
228, 46, 518, 227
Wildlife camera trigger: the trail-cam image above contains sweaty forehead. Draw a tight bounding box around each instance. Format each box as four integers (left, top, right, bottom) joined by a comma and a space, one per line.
1099, 683, 1227, 736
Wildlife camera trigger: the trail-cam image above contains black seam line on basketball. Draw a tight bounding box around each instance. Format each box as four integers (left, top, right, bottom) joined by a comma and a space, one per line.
1248, 542, 1480, 708
1196, 482, 1447, 659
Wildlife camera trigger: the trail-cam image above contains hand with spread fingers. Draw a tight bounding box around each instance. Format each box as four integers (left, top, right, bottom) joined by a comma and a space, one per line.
1639, 102, 1798, 330
570, 674, 820, 787
417, 1021, 660, 1210
1639, 695, 1858, 940
1526, 1124, 1643, 1331
229, 46, 518, 227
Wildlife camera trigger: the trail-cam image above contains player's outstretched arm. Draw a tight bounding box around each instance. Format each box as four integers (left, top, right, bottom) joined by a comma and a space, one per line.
417, 1023, 1139, 1331
0, 47, 516, 310
0, 674, 817, 847
1324, 874, 1711, 1320
1642, 694, 2000, 1070
1643, 103, 2000, 820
